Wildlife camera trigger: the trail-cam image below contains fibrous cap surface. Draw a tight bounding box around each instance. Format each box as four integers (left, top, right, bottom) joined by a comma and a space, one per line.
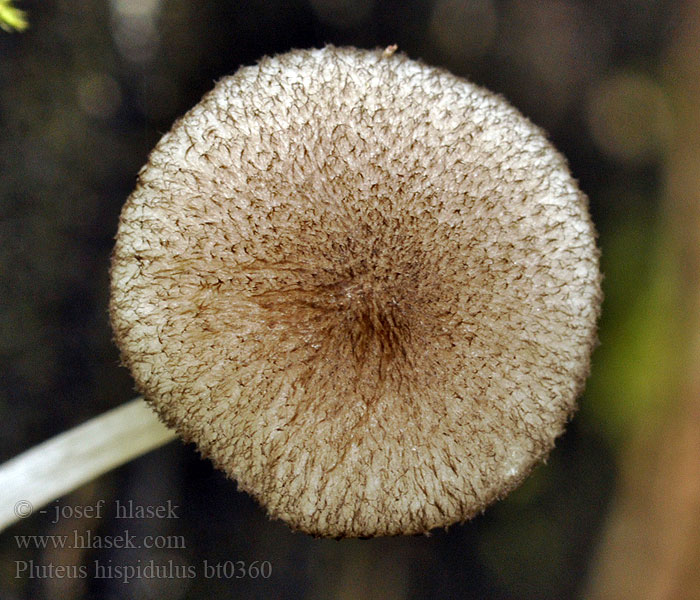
110, 46, 601, 537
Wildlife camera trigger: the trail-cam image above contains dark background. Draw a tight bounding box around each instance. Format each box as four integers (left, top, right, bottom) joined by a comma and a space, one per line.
2, 1, 698, 599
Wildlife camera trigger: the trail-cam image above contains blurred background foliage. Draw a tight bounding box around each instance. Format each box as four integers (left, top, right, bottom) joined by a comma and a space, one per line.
1, 1, 698, 599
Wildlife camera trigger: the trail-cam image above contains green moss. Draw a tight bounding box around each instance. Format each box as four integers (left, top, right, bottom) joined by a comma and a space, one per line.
0, 0, 28, 33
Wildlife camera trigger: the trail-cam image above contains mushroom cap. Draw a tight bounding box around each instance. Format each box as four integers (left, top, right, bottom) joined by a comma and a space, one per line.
110, 46, 601, 537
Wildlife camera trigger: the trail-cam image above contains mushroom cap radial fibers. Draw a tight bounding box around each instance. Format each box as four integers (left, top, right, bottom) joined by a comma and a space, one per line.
110, 46, 601, 537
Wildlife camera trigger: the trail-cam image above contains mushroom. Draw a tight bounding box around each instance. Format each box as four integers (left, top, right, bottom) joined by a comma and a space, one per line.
0, 46, 601, 537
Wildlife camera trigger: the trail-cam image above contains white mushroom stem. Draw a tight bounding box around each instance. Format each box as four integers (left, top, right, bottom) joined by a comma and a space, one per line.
0, 397, 175, 532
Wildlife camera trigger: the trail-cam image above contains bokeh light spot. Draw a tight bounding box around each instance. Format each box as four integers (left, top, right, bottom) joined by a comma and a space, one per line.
429, 0, 497, 62
77, 72, 122, 119
587, 71, 673, 165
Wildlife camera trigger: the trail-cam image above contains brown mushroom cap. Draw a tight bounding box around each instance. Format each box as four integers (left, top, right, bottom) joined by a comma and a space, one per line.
110, 46, 601, 537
